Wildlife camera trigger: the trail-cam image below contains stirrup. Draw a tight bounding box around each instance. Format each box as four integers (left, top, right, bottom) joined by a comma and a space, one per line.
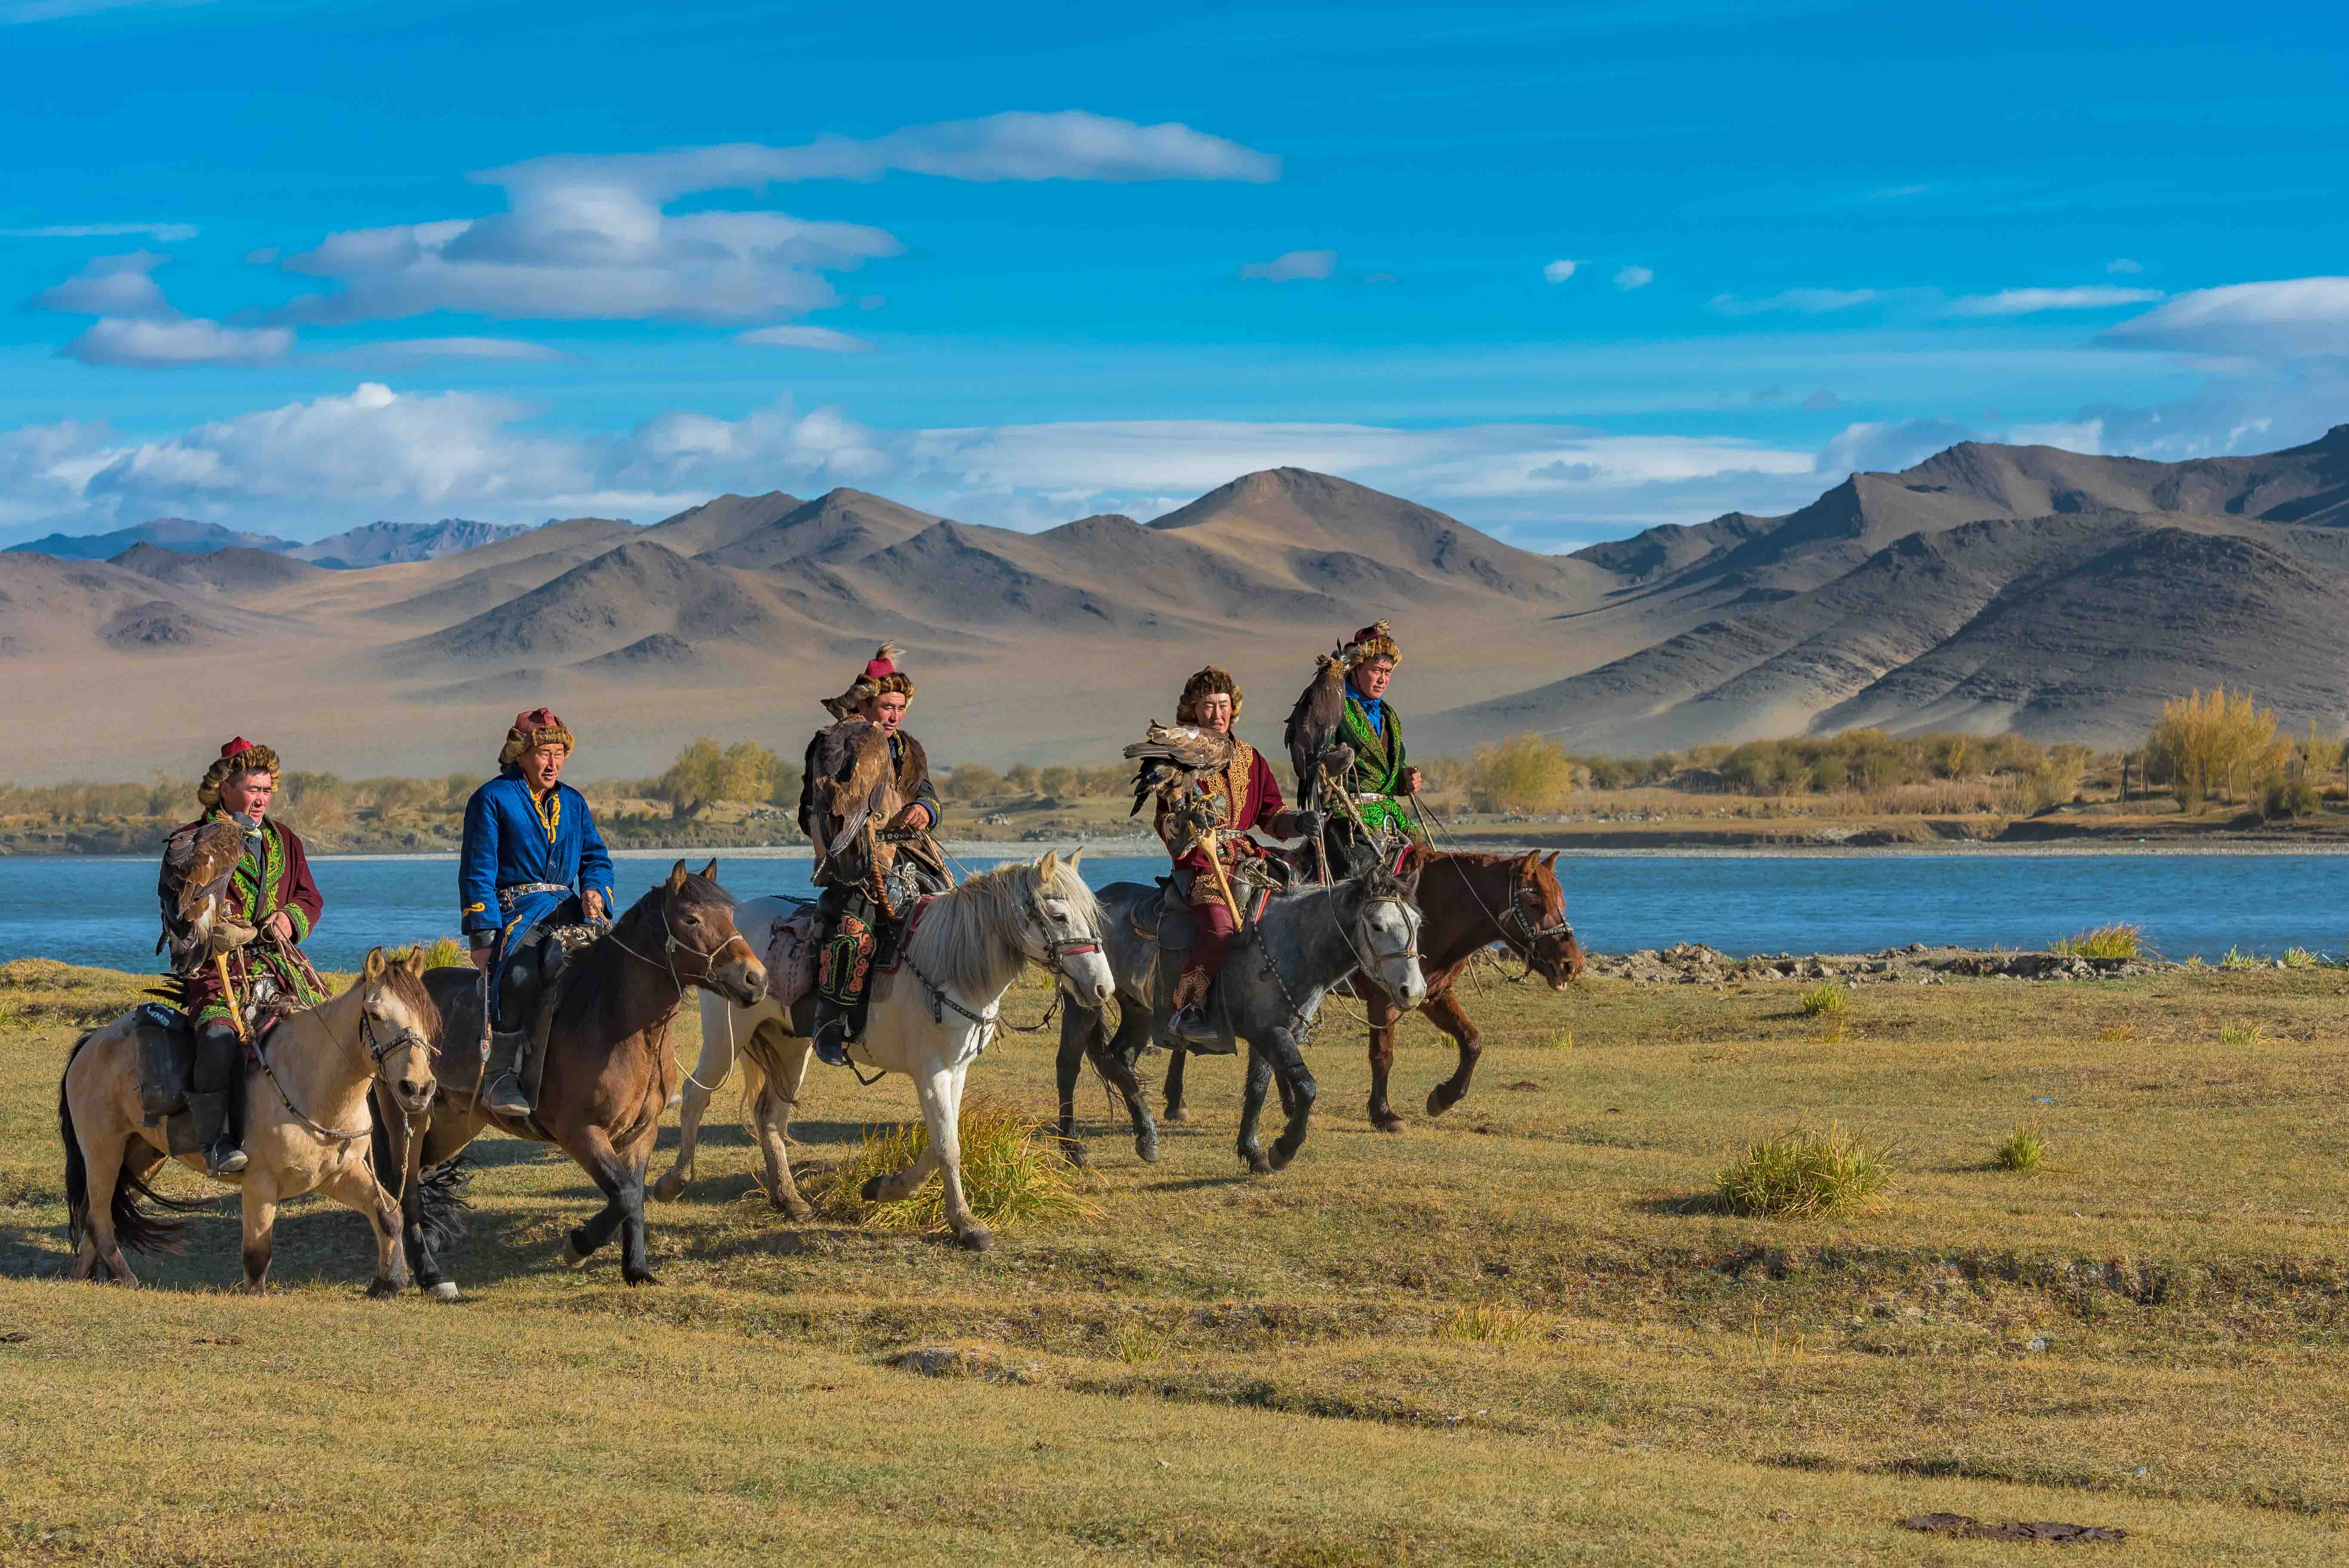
205, 1142, 249, 1177
483, 1073, 532, 1116
1167, 1003, 1235, 1055
811, 1009, 854, 1069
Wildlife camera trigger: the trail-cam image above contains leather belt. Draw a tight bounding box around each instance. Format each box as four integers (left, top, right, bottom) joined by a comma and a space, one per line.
496, 882, 571, 911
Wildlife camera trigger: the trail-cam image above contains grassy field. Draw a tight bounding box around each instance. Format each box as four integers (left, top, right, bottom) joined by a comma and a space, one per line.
3, 952, 2346, 1563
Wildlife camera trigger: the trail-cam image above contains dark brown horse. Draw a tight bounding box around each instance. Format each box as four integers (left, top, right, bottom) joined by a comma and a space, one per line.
372, 860, 764, 1295
1164, 849, 1583, 1130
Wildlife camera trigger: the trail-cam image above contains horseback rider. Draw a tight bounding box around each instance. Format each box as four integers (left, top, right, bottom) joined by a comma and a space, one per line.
157, 738, 327, 1177
1320, 621, 1424, 872
460, 708, 615, 1117
1153, 667, 1321, 1046
796, 643, 947, 1066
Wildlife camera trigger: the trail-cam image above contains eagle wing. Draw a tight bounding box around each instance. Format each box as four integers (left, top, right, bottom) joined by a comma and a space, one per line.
1123, 719, 1236, 818
165, 816, 253, 967
1284, 650, 1353, 809
811, 720, 903, 883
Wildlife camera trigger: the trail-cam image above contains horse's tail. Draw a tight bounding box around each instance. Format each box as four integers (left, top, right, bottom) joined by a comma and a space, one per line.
60, 1031, 203, 1255
413, 1156, 472, 1254
737, 1033, 768, 1125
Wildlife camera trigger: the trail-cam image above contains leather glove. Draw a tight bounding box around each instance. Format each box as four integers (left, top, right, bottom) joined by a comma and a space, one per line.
207, 916, 258, 955
1284, 808, 1323, 840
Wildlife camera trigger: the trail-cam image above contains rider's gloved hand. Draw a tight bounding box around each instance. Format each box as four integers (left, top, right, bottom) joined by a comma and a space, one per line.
1285, 808, 1323, 840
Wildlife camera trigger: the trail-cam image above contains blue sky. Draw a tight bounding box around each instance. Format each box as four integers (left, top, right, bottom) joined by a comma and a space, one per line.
3, 0, 2344, 549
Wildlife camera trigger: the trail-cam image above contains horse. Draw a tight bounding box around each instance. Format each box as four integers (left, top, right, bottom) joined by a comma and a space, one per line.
374, 860, 765, 1295
57, 946, 443, 1294
1056, 852, 1427, 1174
653, 851, 1114, 1252
1162, 848, 1584, 1131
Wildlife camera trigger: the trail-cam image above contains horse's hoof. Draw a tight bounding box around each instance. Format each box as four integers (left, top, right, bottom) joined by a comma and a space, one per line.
770, 1193, 815, 1221
427, 1281, 462, 1302
954, 1227, 993, 1253
1426, 1088, 1463, 1117
1162, 1104, 1189, 1124
1062, 1142, 1091, 1170
624, 1268, 663, 1287
560, 1234, 590, 1269
1268, 1141, 1303, 1172
1135, 1133, 1160, 1164
1241, 1147, 1272, 1175
1372, 1112, 1408, 1134
651, 1172, 686, 1203
859, 1175, 886, 1203
366, 1277, 400, 1300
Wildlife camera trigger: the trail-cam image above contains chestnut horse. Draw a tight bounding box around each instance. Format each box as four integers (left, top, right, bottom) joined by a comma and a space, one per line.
1162, 849, 1582, 1130
374, 861, 764, 1295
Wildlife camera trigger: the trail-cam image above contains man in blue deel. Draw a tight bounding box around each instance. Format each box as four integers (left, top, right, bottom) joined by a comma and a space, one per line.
460, 707, 614, 1116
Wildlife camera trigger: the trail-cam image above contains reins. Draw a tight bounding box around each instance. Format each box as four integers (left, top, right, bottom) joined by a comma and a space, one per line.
256, 1002, 429, 1146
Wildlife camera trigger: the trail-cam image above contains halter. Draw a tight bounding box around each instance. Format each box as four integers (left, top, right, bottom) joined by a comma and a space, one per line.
605, 896, 733, 995
899, 884, 1104, 1051
254, 996, 434, 1145
1493, 861, 1577, 982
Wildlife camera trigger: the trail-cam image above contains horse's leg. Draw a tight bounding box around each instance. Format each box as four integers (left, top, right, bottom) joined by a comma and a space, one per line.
238, 1182, 279, 1294
1362, 987, 1407, 1132
322, 1156, 409, 1298
756, 1033, 822, 1221
927, 1061, 990, 1253
1055, 1007, 1093, 1167
403, 1110, 474, 1300
1422, 987, 1483, 1117
1162, 1046, 1190, 1122
1236, 1044, 1274, 1175
654, 998, 739, 1202
1262, 1028, 1319, 1172
616, 1121, 661, 1286
1099, 1012, 1159, 1164
555, 1123, 642, 1279
74, 1125, 132, 1285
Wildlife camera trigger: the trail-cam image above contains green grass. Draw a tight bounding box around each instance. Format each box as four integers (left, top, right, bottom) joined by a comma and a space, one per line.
2220, 945, 2260, 970
1713, 1125, 1894, 1217
2283, 947, 2321, 969
816, 1094, 1100, 1232
9, 953, 2349, 1561
1994, 1124, 2047, 1171
1797, 983, 1847, 1017
2050, 922, 2143, 959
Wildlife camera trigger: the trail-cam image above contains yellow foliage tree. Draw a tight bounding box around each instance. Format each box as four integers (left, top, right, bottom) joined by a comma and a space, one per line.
1469, 732, 1574, 814
2144, 688, 2289, 813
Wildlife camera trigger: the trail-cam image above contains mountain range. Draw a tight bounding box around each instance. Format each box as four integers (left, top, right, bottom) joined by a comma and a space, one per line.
3, 427, 2344, 783
4, 515, 529, 568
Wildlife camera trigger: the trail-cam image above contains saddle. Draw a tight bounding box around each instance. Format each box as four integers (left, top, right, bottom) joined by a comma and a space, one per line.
1128, 866, 1278, 951
131, 1002, 276, 1158
763, 904, 821, 1011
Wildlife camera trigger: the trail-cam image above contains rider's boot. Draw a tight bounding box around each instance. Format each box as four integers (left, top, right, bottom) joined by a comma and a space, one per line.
1166, 999, 1224, 1049
809, 993, 854, 1068
483, 1029, 533, 1116
811, 909, 873, 1068
190, 1018, 247, 1176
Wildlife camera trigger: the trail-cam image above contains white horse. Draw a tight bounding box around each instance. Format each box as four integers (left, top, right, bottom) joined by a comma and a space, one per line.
655, 849, 1113, 1250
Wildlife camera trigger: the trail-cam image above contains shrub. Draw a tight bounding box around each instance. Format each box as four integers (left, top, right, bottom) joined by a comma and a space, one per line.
2049, 923, 2141, 959
1468, 732, 1574, 814
818, 1096, 1097, 1233
1715, 1127, 1893, 1218
2218, 1022, 2266, 1047
2263, 776, 2323, 821
1994, 1125, 2045, 1171
2145, 687, 2288, 812
418, 935, 467, 969
944, 763, 1005, 801
1798, 983, 1847, 1018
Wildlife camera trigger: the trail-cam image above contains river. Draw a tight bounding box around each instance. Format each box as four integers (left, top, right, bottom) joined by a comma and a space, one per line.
0, 846, 2339, 974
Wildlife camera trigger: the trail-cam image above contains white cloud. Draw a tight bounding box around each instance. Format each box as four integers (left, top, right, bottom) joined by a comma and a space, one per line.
1240, 249, 1337, 282
2106, 258, 2144, 275
735, 325, 873, 352
1613, 264, 1653, 291
2101, 277, 2349, 357
341, 337, 569, 363
271, 112, 1276, 327
1542, 258, 1578, 283
32, 250, 174, 317
1945, 285, 2165, 316
1, 221, 198, 240
64, 316, 292, 367
1815, 418, 1974, 475
1706, 287, 1880, 316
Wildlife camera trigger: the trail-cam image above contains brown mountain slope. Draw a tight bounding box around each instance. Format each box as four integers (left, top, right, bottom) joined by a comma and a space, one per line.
0, 554, 289, 658
110, 541, 328, 593
641, 491, 802, 557
701, 488, 939, 571
364, 517, 643, 626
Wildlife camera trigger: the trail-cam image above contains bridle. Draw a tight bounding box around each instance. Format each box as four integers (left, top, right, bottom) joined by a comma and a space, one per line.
1494, 861, 1577, 981
255, 992, 437, 1145
901, 885, 1104, 1048
606, 895, 742, 997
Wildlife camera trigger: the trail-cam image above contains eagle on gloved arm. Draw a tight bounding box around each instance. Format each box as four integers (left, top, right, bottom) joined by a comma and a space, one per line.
161, 814, 255, 969
1122, 719, 1235, 817
809, 719, 903, 889
1285, 641, 1366, 812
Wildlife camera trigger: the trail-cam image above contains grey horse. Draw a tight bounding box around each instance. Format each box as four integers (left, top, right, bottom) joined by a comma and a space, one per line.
1056, 854, 1426, 1174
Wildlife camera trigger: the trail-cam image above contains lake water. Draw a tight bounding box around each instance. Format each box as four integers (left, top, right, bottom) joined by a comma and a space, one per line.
1, 846, 2341, 974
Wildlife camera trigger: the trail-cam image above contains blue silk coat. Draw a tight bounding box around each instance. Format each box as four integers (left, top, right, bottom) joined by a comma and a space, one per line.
459, 767, 615, 990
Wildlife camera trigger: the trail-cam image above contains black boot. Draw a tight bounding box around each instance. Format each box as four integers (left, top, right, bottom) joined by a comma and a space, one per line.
483, 1029, 533, 1116
810, 994, 854, 1067
1166, 999, 1233, 1053
189, 1090, 247, 1177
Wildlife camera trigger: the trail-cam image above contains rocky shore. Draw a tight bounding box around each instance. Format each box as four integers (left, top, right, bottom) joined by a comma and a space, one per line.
1589, 941, 2189, 985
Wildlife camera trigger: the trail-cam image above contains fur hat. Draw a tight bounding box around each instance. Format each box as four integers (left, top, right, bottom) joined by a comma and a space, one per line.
198, 737, 281, 809
1347, 619, 1401, 666
1176, 666, 1243, 724
498, 707, 576, 769
821, 643, 915, 720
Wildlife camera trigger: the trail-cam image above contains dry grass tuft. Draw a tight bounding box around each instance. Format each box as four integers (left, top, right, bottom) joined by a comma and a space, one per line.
2220, 1022, 2267, 1047
418, 935, 467, 969
817, 1094, 1100, 1233
2049, 923, 2141, 959
1994, 1125, 2046, 1171
1715, 1126, 1892, 1218
1434, 1303, 1556, 1344
1797, 983, 1847, 1018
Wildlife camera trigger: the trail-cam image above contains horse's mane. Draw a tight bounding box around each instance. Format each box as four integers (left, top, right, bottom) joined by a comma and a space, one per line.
375, 959, 444, 1040
906, 857, 1098, 1000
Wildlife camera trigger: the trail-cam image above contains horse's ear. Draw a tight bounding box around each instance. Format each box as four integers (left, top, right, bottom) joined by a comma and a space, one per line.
1064, 845, 1085, 869
403, 947, 427, 977
1037, 848, 1059, 879
700, 858, 718, 880
1519, 849, 1540, 872
667, 859, 689, 890
363, 947, 387, 981
1542, 850, 1561, 870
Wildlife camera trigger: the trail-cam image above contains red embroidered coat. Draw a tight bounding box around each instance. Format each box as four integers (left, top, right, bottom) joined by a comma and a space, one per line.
160, 813, 326, 1026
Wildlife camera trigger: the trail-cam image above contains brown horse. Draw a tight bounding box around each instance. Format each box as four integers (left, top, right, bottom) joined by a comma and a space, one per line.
375, 861, 764, 1295
1164, 849, 1583, 1130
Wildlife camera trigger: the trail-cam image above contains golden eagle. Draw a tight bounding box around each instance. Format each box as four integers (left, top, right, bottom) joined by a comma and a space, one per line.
1122, 719, 1235, 818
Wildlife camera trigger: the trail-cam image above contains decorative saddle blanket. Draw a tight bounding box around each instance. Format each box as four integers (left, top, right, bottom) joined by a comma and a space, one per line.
763, 907, 821, 1009
129, 1002, 280, 1156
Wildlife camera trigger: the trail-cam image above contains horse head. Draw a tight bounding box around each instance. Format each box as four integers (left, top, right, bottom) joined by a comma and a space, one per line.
1028, 849, 1114, 1006
649, 859, 767, 1007
1347, 847, 1427, 1009
360, 946, 444, 1116
1514, 850, 1584, 989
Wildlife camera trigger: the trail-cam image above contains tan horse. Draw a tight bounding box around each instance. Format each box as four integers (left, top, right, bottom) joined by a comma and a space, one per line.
58, 948, 442, 1293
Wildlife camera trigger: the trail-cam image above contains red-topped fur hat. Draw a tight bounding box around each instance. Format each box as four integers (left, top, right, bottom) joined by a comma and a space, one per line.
1176, 666, 1243, 724
822, 643, 915, 720
198, 736, 282, 808
1346, 619, 1400, 666
498, 707, 577, 768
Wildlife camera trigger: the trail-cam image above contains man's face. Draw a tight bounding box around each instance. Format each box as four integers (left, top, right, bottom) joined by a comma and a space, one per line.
859, 691, 910, 736
219, 771, 274, 819
1355, 658, 1396, 699
1194, 692, 1236, 734
521, 743, 567, 790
